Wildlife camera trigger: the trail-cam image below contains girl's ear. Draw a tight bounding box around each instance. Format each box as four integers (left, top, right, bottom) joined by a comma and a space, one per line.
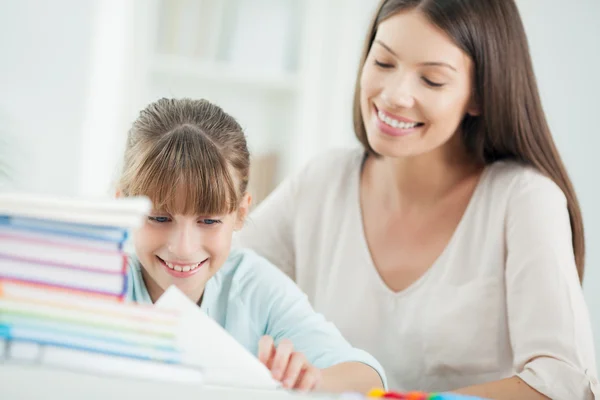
115, 189, 122, 198
235, 192, 252, 230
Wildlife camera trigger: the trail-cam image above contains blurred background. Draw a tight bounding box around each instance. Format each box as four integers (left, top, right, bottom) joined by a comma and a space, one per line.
0, 0, 598, 365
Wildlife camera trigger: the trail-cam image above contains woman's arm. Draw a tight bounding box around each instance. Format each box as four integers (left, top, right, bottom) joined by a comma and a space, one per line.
455, 376, 549, 400
458, 173, 597, 400
236, 173, 298, 279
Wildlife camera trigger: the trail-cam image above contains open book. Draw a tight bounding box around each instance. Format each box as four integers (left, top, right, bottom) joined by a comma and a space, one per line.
155, 286, 280, 390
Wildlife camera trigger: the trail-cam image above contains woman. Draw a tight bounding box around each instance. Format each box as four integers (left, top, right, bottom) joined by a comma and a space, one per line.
238, 0, 598, 399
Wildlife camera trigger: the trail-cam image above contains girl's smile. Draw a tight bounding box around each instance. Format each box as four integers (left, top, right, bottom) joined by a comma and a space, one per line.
156, 255, 209, 278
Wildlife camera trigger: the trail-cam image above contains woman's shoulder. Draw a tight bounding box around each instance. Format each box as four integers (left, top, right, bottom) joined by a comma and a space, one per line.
287, 147, 364, 205
482, 161, 567, 207
293, 147, 364, 186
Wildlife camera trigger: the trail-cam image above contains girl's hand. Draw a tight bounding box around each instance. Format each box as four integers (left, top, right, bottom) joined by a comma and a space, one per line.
258, 335, 322, 391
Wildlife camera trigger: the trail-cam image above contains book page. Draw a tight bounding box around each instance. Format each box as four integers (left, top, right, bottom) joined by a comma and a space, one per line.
155, 286, 280, 390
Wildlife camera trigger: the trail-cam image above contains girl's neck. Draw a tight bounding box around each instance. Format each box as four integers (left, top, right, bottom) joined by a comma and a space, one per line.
141, 268, 205, 305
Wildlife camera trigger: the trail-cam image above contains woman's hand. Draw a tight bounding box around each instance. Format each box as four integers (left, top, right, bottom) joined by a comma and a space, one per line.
258, 335, 322, 391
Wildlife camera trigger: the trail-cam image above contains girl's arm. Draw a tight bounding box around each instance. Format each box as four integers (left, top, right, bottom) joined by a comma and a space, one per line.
453, 173, 598, 400
258, 335, 382, 392
320, 361, 383, 393
247, 255, 387, 393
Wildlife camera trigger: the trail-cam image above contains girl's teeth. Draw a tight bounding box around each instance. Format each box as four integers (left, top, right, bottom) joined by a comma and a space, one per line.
164, 261, 201, 272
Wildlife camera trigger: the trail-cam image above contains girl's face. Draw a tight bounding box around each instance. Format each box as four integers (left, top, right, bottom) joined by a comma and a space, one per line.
360, 9, 479, 158
134, 190, 250, 303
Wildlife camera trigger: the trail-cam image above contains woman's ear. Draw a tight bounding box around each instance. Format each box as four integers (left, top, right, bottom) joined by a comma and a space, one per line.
466, 88, 481, 117
235, 192, 252, 230
115, 189, 122, 198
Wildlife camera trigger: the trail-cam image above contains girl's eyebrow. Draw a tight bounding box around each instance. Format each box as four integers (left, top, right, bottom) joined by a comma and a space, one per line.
374, 39, 458, 72
149, 209, 169, 214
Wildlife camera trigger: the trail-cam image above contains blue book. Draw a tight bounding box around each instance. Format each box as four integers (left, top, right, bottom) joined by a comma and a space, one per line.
0, 323, 181, 364
0, 215, 128, 246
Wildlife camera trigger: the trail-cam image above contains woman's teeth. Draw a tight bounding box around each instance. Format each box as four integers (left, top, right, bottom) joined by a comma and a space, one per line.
378, 110, 419, 129
164, 260, 201, 272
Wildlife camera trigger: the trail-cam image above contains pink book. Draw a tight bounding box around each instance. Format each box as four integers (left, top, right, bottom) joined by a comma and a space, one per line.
0, 254, 127, 297
0, 232, 126, 273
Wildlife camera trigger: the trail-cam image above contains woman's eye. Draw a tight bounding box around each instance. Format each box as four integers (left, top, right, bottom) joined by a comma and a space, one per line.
148, 216, 170, 223
422, 77, 445, 88
201, 219, 222, 225
374, 60, 394, 69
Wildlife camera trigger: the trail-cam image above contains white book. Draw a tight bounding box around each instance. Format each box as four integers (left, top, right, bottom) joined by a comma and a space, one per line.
0, 193, 151, 229
155, 286, 280, 390
5, 341, 204, 384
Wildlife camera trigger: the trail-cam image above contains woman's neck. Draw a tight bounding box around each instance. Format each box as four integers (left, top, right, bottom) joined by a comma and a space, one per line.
364, 142, 482, 211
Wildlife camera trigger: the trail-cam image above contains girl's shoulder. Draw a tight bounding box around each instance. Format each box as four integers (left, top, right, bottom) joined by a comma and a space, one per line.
124, 254, 153, 304
219, 247, 300, 301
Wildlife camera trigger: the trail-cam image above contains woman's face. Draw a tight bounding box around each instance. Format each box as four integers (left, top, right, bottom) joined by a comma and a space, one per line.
360, 9, 478, 158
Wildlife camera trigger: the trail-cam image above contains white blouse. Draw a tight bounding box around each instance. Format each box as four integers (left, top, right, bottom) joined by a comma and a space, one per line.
237, 148, 598, 399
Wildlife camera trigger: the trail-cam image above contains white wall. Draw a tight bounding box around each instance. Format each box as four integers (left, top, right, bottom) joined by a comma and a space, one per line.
0, 0, 94, 195
516, 0, 600, 366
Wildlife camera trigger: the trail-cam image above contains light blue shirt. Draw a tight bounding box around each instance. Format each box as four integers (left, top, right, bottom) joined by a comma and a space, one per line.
127, 247, 387, 387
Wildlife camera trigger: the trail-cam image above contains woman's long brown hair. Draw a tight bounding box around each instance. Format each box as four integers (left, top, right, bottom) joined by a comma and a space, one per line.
352, 0, 586, 282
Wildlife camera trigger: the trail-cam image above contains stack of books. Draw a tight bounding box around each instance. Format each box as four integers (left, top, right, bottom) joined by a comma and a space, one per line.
0, 193, 204, 384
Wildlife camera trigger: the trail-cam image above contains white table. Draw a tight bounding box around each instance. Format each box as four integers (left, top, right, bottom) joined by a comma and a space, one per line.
0, 364, 341, 400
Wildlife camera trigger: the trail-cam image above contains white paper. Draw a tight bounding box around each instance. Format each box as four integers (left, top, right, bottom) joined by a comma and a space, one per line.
155, 286, 280, 390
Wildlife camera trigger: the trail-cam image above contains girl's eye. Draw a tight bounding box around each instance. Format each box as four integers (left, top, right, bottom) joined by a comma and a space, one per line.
148, 216, 170, 223
201, 219, 222, 225
422, 77, 445, 88
374, 59, 394, 69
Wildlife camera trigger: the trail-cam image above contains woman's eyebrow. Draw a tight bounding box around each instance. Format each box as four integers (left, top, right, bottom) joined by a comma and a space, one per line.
374, 39, 457, 72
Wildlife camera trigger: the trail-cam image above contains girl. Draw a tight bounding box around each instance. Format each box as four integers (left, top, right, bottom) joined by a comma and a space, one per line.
238, 0, 599, 399
118, 98, 385, 393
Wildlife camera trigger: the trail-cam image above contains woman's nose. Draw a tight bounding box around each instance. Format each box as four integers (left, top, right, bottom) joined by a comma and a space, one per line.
380, 73, 415, 109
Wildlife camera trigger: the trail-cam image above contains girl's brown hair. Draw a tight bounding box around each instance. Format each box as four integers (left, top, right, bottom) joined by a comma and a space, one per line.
119, 98, 250, 216
353, 0, 586, 281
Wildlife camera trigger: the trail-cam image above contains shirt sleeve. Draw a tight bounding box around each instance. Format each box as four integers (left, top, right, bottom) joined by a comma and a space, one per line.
247, 253, 387, 389
235, 173, 297, 280
505, 172, 599, 399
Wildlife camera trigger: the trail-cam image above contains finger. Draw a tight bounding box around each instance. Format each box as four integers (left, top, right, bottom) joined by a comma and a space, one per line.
296, 366, 321, 392
282, 352, 306, 389
271, 339, 294, 381
258, 335, 275, 365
